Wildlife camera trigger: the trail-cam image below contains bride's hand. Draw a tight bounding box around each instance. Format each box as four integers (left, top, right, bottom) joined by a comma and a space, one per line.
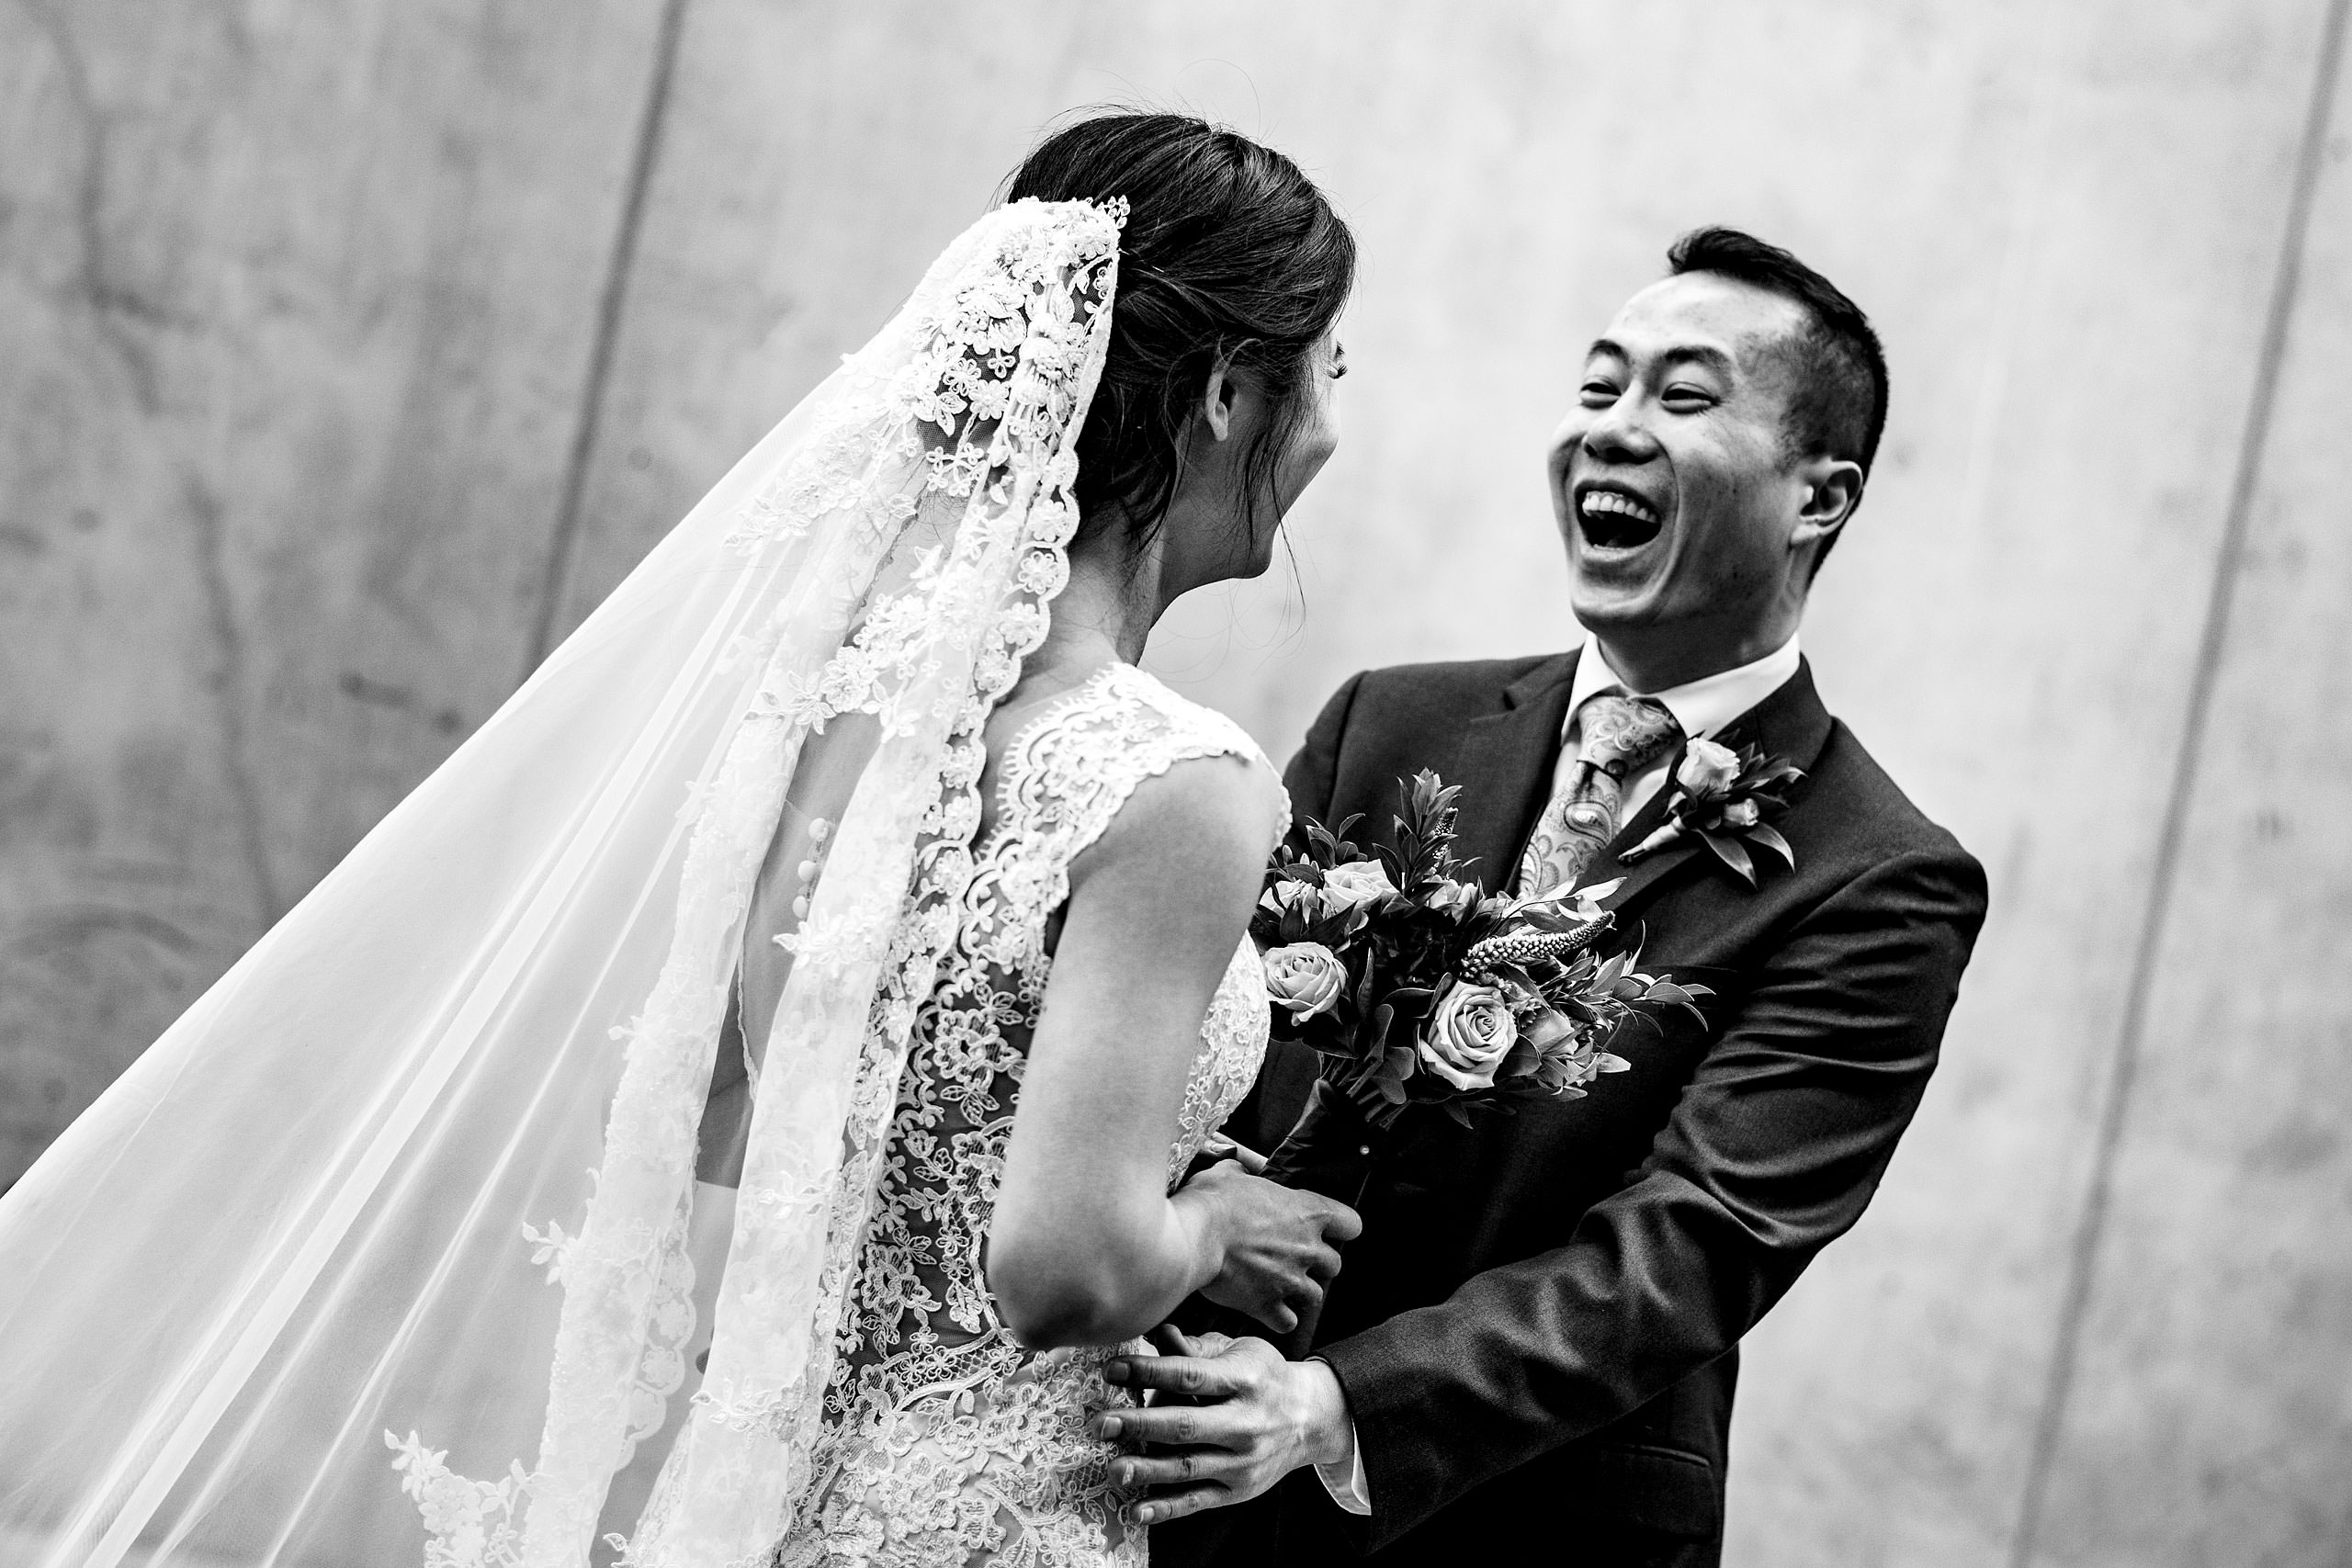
1176, 1161, 1361, 1335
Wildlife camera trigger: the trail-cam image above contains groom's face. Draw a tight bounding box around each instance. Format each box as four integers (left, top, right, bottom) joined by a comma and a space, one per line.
1548, 274, 1815, 642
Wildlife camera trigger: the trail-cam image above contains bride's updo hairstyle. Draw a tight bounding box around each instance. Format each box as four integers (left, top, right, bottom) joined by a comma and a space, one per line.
1003, 111, 1356, 553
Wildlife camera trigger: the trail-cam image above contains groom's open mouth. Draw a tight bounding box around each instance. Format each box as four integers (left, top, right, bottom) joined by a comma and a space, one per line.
1574, 483, 1665, 552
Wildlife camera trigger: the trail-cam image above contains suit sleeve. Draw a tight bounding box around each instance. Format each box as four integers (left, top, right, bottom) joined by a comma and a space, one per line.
1280, 671, 1367, 832
1317, 844, 1989, 1551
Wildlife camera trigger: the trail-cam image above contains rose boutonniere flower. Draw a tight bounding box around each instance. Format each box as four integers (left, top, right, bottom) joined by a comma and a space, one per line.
1620, 739, 1804, 886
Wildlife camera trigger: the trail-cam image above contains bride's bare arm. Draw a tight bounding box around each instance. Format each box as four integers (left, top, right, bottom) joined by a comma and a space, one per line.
990, 754, 1359, 1348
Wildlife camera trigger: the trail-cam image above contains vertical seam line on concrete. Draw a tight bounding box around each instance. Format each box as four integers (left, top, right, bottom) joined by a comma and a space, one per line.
520, 0, 691, 678
2005, 3, 2349, 1563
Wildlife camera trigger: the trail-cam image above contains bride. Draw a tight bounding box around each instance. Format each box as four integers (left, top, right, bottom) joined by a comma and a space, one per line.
0, 113, 1359, 1567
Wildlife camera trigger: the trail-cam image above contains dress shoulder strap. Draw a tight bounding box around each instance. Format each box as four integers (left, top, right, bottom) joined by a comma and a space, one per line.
996, 663, 1290, 871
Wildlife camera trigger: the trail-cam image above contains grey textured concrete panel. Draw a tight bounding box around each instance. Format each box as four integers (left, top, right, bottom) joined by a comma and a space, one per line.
2019, 25, 2352, 1567
1721, 4, 2346, 1562
0, 1, 665, 1184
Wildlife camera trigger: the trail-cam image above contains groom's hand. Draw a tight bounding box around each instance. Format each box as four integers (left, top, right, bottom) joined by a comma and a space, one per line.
1095, 1331, 1352, 1522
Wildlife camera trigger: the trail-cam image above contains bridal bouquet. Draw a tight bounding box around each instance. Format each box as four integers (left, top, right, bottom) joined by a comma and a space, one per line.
1253, 772, 1709, 1137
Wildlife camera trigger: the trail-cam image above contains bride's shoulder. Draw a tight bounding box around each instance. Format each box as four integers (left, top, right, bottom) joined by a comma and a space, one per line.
1045, 665, 1287, 863
1105, 664, 1266, 759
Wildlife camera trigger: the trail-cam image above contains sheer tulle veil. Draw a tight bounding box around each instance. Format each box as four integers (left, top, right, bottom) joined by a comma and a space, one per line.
0, 196, 1126, 1568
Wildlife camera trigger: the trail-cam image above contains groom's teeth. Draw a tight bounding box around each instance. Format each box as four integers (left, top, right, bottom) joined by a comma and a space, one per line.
1580, 491, 1658, 525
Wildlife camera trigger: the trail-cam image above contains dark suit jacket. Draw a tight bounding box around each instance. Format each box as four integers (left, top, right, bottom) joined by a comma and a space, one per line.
1153, 649, 1986, 1567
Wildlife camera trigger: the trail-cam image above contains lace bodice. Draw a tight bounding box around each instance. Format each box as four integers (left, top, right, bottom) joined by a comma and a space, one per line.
776, 662, 1283, 1567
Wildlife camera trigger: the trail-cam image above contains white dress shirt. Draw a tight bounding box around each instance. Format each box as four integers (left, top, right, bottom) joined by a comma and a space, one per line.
1312, 630, 1802, 1516
1550, 630, 1804, 837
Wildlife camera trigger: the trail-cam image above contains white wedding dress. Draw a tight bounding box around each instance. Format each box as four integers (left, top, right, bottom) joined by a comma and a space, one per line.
769, 661, 1283, 1567
0, 197, 1295, 1568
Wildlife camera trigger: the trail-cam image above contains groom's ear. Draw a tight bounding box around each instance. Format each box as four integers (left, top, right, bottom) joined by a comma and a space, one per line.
1791, 454, 1865, 558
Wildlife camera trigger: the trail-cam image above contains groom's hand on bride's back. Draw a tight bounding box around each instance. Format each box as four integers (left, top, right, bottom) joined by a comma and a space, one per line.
1096, 1331, 1353, 1521
1178, 1160, 1360, 1335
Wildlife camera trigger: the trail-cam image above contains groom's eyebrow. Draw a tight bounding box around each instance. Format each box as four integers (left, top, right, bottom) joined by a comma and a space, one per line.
1584, 338, 1737, 378
1658, 344, 1737, 377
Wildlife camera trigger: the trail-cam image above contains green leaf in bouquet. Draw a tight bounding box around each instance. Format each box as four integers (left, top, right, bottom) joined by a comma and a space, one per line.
1637, 979, 1710, 1027
1303, 816, 1363, 867
1499, 1041, 1542, 1080
1442, 1100, 1475, 1130
1387, 771, 1466, 886
1595, 1053, 1633, 1074
1368, 1041, 1416, 1102
1399, 770, 1439, 826
1306, 908, 1362, 947
1555, 993, 1601, 1024
1356, 1002, 1396, 1056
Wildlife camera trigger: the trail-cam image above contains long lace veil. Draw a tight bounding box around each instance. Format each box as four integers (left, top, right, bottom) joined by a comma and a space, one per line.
0, 196, 1125, 1568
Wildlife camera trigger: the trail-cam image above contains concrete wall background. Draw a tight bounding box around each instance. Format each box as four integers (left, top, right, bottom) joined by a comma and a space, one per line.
5, 3, 2349, 1562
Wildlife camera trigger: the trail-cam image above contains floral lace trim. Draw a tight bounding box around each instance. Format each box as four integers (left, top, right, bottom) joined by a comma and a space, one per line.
387, 197, 1127, 1568
772, 666, 1283, 1566
389, 1433, 533, 1568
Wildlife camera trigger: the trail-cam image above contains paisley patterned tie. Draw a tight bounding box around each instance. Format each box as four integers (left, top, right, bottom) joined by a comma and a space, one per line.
1514, 693, 1683, 897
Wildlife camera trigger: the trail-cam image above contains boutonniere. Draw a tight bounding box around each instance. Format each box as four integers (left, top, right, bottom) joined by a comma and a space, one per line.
1619, 739, 1804, 886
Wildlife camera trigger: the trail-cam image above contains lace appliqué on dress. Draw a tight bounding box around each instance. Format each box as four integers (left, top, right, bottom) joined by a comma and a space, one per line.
388, 197, 1132, 1568
772, 664, 1283, 1568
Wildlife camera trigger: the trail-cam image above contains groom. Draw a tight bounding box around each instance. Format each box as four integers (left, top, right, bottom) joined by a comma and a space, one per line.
1123, 228, 1987, 1565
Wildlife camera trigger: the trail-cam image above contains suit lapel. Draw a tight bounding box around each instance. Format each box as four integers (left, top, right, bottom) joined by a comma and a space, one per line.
1579, 656, 1838, 921
1449, 649, 1579, 893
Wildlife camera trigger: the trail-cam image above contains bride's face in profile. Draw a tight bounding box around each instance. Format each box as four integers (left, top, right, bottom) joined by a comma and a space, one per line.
1156, 330, 1346, 598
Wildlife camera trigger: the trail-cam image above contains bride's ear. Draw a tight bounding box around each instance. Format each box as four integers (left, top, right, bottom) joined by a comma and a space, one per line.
1197, 358, 1254, 444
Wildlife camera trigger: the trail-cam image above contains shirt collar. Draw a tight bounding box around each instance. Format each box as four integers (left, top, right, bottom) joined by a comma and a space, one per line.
1566, 629, 1802, 741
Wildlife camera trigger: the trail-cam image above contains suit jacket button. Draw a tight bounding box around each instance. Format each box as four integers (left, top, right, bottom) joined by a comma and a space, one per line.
1358, 1144, 1372, 1156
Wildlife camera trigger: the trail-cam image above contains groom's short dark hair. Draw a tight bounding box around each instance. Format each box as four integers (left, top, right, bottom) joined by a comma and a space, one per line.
1668, 227, 1888, 545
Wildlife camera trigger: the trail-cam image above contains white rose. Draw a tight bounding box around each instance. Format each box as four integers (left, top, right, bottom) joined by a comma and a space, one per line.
1419, 981, 1518, 1090
1424, 879, 1480, 919
1260, 879, 1314, 918
1320, 858, 1398, 912
1676, 739, 1742, 798
1263, 942, 1347, 1021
